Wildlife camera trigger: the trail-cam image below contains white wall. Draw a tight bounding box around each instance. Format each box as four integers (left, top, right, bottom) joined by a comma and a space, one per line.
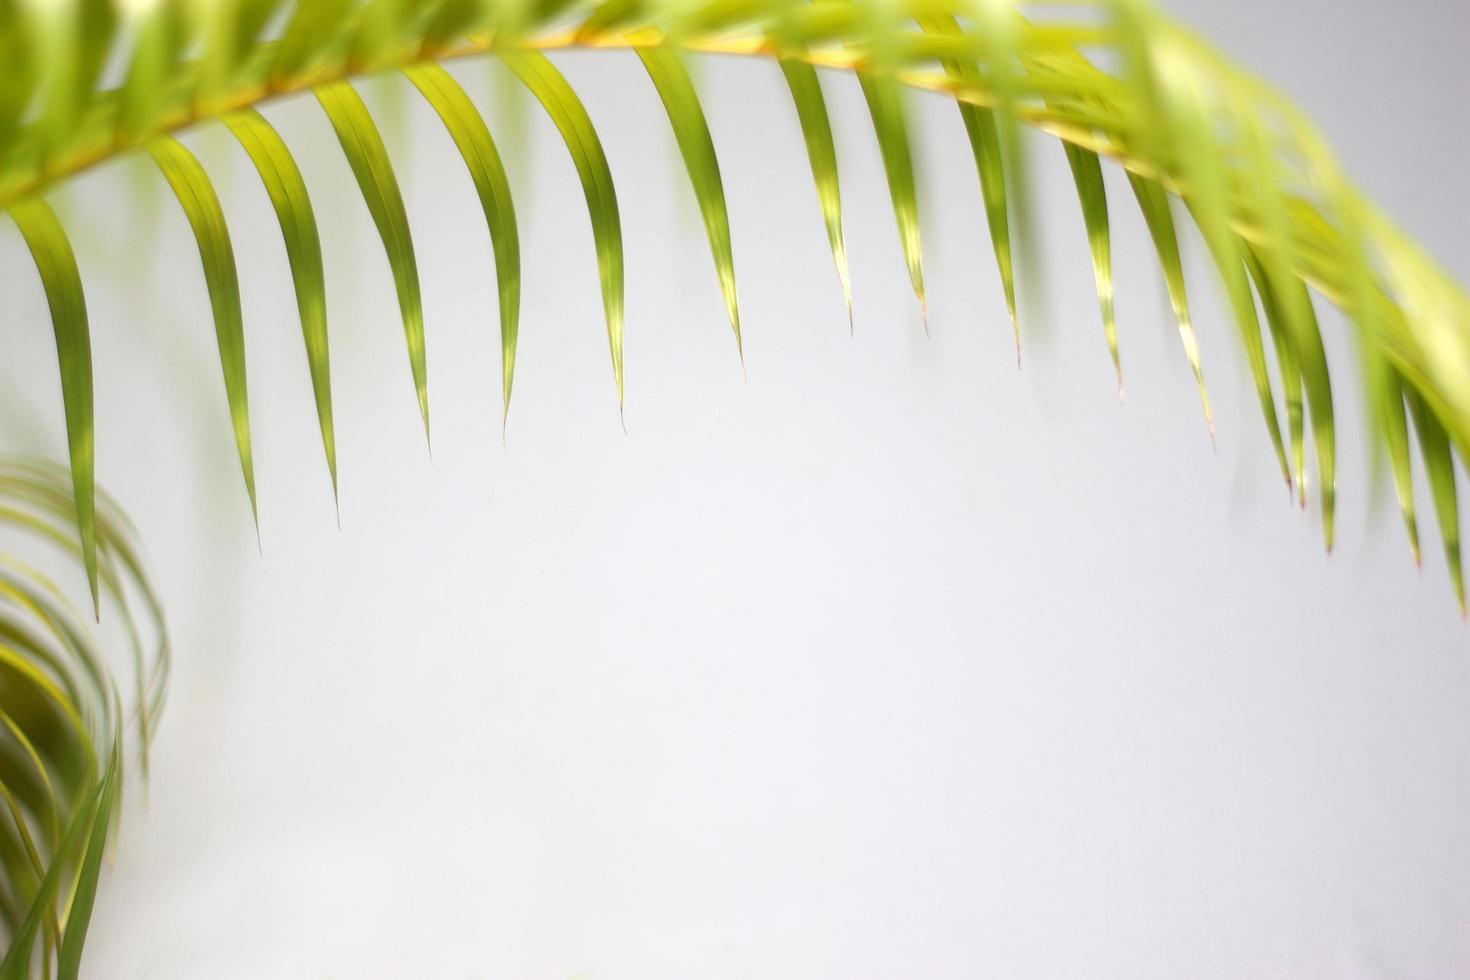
2, 0, 1468, 976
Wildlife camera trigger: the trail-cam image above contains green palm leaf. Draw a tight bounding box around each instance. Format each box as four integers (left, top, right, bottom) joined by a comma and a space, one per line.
858, 73, 926, 329
1127, 172, 1215, 443
222, 108, 339, 499
402, 63, 521, 428
314, 80, 431, 445
1062, 144, 1118, 392
1407, 389, 1464, 612
778, 57, 852, 329
147, 136, 258, 529
919, 12, 1017, 354
637, 45, 743, 363
6, 201, 96, 616
501, 50, 626, 416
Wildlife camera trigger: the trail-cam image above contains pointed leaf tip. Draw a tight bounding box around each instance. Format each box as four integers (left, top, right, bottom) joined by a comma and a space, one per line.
8, 198, 97, 616
1128, 173, 1215, 446
1062, 144, 1120, 389
55, 747, 118, 980
1406, 391, 1463, 611
859, 73, 925, 323
314, 80, 429, 445
147, 136, 257, 528
779, 58, 851, 330
502, 51, 624, 412
919, 14, 1020, 356
222, 108, 338, 502
637, 46, 742, 360
1375, 365, 1420, 568
402, 64, 521, 433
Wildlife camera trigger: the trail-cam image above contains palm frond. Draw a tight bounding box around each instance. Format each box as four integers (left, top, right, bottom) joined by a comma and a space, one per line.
7, 0, 1457, 569
0, 461, 165, 978
0, 0, 1469, 965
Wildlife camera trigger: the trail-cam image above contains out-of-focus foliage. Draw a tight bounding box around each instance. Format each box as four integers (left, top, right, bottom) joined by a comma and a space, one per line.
0, 462, 165, 980
1, 0, 1468, 970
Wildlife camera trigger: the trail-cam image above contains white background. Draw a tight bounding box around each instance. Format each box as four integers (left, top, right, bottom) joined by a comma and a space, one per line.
2, 0, 1469, 976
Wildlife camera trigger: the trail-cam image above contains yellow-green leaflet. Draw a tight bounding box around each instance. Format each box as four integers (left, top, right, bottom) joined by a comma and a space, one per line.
502, 51, 625, 412
959, 102, 1016, 353
1405, 391, 1464, 611
314, 80, 429, 443
1126, 172, 1213, 442
1062, 143, 1118, 392
1246, 204, 1340, 537
1244, 250, 1305, 498
1113, 11, 1285, 477
116, 1, 184, 144
421, 0, 484, 58
1378, 362, 1420, 565
0, 457, 172, 768
970, 0, 1033, 304
147, 137, 258, 527
54, 742, 118, 980
636, 46, 742, 362
271, 0, 354, 85
1150, 41, 1288, 485
637, 47, 740, 359
0, 2, 35, 164
33, 0, 115, 170
1281, 272, 1336, 546
402, 64, 522, 426
1183, 196, 1289, 484
918, 13, 1017, 356
203, 1, 285, 99
0, 696, 63, 825
348, 0, 412, 71
0, 777, 53, 971
7, 199, 97, 616
0, 770, 105, 980
1332, 181, 1409, 557
778, 57, 851, 328
857, 73, 925, 325
577, 0, 646, 43
222, 109, 337, 500
1231, 87, 1338, 537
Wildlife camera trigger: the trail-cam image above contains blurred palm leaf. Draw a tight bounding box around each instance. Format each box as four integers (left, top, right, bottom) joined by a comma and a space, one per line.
0, 462, 165, 979
1, 0, 1469, 971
